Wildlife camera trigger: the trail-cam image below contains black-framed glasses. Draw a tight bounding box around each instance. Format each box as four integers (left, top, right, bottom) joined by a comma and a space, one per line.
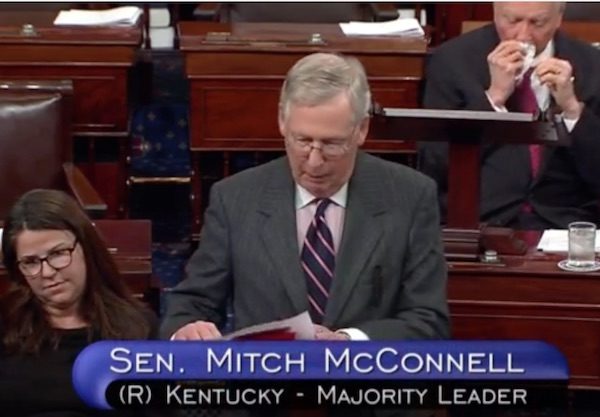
17, 238, 78, 278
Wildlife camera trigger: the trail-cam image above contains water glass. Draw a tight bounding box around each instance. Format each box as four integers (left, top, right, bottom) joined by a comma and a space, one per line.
567, 221, 597, 269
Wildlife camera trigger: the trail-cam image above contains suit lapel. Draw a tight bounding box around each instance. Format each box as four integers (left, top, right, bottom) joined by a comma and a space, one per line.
325, 154, 387, 325
258, 158, 308, 313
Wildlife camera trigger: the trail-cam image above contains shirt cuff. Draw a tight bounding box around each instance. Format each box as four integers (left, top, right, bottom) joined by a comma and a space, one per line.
337, 327, 370, 341
562, 114, 579, 132
485, 91, 508, 113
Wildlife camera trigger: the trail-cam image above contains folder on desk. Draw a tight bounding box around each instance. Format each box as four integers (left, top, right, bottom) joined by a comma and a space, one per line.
54, 6, 142, 27
537, 229, 600, 252
339, 17, 424, 37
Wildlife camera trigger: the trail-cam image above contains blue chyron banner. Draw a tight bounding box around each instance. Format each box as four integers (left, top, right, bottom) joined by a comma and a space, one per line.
72, 340, 569, 410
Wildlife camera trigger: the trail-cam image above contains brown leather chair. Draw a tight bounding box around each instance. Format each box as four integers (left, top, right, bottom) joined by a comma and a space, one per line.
197, 2, 398, 23
0, 80, 106, 219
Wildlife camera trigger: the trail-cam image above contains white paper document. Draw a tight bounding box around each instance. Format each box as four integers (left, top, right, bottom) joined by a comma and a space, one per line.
537, 229, 600, 252
149, 7, 170, 28
150, 27, 175, 49
54, 6, 142, 27
220, 311, 315, 341
398, 8, 427, 26
340, 17, 424, 37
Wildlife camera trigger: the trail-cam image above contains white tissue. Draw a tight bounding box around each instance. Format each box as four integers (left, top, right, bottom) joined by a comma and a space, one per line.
517, 42, 535, 81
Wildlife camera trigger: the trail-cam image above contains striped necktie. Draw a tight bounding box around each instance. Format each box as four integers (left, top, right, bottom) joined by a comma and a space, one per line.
301, 198, 335, 324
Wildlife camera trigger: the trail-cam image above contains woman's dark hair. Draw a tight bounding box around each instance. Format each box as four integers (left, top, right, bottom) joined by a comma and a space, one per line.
1, 189, 151, 354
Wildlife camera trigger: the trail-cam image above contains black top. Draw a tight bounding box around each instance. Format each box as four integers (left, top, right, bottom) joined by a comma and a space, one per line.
0, 316, 166, 417
0, 328, 108, 416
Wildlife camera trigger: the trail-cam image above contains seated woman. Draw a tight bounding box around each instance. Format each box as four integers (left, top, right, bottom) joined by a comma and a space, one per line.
0, 189, 156, 416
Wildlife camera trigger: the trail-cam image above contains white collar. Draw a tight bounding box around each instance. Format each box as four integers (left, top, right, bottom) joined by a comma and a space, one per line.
295, 183, 348, 210
533, 39, 554, 66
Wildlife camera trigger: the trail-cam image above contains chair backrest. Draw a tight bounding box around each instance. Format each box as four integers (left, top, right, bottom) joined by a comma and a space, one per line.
564, 2, 600, 21
461, 20, 488, 35
217, 2, 380, 23
0, 80, 73, 219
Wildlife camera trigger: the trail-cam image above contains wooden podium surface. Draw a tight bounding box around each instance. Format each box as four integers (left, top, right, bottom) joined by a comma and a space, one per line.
0, 11, 140, 135
179, 21, 426, 150
449, 230, 600, 389
0, 10, 143, 217
179, 21, 428, 237
0, 220, 152, 300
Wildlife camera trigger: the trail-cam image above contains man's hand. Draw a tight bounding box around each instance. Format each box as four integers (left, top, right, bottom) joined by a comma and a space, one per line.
486, 40, 525, 107
314, 324, 350, 341
171, 320, 222, 341
535, 57, 583, 119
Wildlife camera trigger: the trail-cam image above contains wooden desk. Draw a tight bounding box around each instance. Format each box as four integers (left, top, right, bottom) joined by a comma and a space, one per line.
179, 21, 427, 238
0, 220, 153, 301
0, 11, 143, 217
449, 231, 600, 389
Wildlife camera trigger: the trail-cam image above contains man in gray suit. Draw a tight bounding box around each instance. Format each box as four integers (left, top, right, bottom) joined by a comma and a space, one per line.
161, 52, 449, 343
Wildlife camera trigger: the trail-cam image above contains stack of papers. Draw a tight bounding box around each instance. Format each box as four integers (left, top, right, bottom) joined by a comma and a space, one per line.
150, 27, 175, 49
149, 7, 170, 28
340, 17, 424, 37
398, 8, 427, 26
54, 6, 142, 27
148, 6, 174, 49
536, 229, 600, 252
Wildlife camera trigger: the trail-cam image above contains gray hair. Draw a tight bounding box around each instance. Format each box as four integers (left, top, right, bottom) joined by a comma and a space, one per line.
493, 2, 566, 15
279, 52, 371, 126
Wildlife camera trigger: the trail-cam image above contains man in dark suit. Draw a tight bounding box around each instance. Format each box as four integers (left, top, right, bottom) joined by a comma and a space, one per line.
420, 2, 600, 230
161, 53, 449, 345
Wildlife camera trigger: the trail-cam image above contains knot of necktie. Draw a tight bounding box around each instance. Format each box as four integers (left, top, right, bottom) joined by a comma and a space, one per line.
314, 198, 332, 217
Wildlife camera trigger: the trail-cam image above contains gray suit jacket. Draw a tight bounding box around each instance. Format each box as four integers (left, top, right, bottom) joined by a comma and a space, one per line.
161, 152, 448, 341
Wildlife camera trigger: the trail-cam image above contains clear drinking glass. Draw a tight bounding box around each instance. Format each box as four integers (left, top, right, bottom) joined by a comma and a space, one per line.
567, 221, 597, 269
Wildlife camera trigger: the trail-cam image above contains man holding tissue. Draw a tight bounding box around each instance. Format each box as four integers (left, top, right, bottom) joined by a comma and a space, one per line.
420, 2, 600, 230
161, 52, 449, 344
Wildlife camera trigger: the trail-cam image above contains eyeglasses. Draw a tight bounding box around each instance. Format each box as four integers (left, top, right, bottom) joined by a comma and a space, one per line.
17, 239, 78, 278
289, 137, 352, 158
287, 127, 358, 158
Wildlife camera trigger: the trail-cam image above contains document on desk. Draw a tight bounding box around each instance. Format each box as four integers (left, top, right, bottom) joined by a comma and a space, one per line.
339, 17, 424, 37
537, 229, 600, 252
54, 6, 142, 26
